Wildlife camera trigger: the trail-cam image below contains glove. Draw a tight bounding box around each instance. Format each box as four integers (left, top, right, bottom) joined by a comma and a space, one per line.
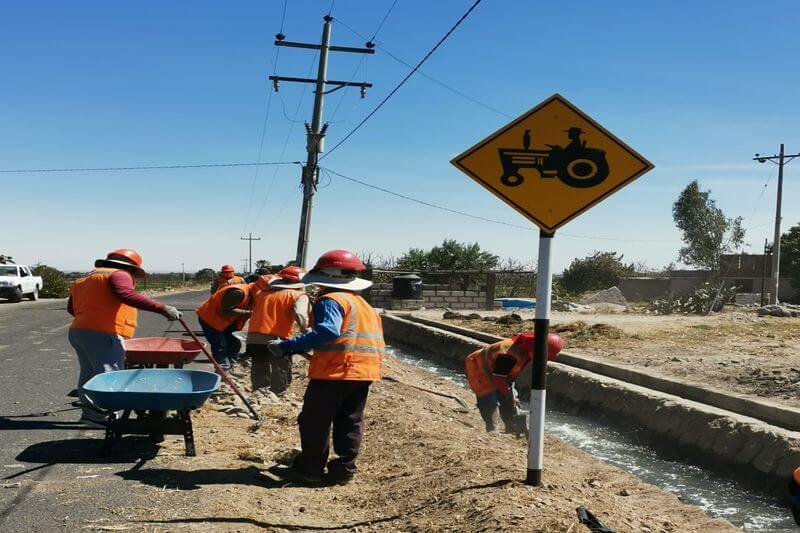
163, 305, 182, 321
267, 340, 285, 358
491, 374, 512, 397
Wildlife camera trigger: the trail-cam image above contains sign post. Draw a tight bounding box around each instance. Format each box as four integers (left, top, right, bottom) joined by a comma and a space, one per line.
451, 93, 654, 486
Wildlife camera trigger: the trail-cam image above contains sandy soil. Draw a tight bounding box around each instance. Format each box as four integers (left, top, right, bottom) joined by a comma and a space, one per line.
425, 309, 800, 409
104, 355, 734, 532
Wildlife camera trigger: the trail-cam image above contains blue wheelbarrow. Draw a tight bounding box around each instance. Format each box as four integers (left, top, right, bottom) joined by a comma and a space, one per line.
82, 369, 220, 456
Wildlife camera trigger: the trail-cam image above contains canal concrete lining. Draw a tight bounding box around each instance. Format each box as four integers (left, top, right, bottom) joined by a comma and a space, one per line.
381, 312, 800, 495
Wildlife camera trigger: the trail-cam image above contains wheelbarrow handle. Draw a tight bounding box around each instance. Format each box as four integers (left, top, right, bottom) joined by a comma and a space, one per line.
178, 318, 263, 428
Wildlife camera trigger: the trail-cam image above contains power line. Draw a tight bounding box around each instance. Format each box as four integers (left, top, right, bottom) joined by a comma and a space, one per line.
320, 0, 485, 161
322, 166, 677, 243
0, 161, 297, 173
370, 0, 399, 40
334, 14, 512, 119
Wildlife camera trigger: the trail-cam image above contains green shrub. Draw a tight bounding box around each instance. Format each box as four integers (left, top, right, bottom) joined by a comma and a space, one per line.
650, 282, 738, 315
32, 264, 71, 298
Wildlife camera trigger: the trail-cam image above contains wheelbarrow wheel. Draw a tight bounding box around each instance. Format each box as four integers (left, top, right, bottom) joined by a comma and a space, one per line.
500, 173, 524, 187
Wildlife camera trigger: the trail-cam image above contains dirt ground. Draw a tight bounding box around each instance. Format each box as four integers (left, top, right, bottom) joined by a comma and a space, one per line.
99, 355, 734, 532
427, 308, 800, 409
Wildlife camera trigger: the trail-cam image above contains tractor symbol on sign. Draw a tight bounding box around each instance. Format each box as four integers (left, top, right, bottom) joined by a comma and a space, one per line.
498, 127, 609, 188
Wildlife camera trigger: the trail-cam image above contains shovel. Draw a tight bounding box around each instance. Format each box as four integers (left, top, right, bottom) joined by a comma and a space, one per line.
383, 375, 469, 409
178, 318, 263, 430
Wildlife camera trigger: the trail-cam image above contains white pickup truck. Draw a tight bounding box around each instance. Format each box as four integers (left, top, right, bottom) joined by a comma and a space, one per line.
0, 264, 43, 302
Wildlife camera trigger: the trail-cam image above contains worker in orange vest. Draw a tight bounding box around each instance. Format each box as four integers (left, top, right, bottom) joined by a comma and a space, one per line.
267, 250, 383, 485
465, 333, 563, 434
789, 467, 800, 526
67, 249, 182, 425
246, 266, 309, 396
196, 281, 252, 371
211, 264, 245, 294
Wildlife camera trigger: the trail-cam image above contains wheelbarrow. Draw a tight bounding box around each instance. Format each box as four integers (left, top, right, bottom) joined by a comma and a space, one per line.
124, 337, 206, 368
82, 369, 220, 456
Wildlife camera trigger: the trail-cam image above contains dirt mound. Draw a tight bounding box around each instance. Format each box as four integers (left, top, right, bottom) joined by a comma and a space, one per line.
580, 286, 628, 306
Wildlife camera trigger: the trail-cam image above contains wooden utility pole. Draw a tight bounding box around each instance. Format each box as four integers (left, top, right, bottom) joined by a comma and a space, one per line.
269, 16, 374, 267
240, 232, 261, 274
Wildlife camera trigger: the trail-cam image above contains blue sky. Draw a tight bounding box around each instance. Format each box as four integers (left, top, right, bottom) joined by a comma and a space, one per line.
1, 1, 798, 273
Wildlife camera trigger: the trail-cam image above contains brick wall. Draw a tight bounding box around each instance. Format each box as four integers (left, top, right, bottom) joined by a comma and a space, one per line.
367, 283, 489, 310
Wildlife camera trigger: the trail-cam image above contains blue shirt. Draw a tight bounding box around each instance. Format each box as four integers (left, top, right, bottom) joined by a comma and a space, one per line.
279, 297, 344, 354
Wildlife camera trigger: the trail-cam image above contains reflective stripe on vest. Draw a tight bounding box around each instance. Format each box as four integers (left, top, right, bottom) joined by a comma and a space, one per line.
248, 288, 303, 338
308, 292, 385, 381
196, 284, 251, 332
69, 268, 138, 338
465, 340, 528, 397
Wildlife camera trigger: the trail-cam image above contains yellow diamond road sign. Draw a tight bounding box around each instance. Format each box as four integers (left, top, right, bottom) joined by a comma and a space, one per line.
451, 94, 654, 233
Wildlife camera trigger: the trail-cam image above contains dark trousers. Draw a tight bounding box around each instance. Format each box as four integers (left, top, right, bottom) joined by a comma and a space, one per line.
295, 379, 371, 479
476, 391, 517, 431
198, 318, 241, 369
247, 344, 293, 394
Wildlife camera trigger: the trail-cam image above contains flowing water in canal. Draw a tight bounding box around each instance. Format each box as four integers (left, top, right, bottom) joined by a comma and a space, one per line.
388, 346, 797, 531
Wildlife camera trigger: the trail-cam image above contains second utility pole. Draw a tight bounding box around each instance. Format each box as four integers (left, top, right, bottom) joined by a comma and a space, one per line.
270, 16, 373, 267
754, 144, 799, 304
240, 232, 261, 274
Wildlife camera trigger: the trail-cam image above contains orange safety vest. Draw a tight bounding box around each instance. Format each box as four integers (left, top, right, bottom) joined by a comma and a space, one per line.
70, 268, 138, 338
248, 288, 304, 338
308, 292, 385, 381
196, 283, 251, 331
465, 339, 530, 397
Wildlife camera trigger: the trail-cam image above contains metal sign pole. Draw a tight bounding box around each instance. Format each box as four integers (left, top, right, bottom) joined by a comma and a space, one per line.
527, 229, 554, 486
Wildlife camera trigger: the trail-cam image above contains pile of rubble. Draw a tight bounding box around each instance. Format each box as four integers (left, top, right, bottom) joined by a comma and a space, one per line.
756, 304, 800, 318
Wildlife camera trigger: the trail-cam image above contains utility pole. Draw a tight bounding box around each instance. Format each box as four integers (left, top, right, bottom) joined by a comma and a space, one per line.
754, 145, 799, 304
240, 232, 261, 274
760, 239, 770, 307
269, 15, 374, 267
181, 262, 186, 287
240, 258, 249, 275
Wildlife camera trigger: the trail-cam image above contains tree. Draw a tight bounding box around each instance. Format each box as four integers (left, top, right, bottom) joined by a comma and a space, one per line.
780, 223, 800, 296
0, 254, 13, 264
194, 268, 215, 282
560, 251, 635, 294
672, 180, 745, 278
397, 240, 499, 271
32, 264, 71, 298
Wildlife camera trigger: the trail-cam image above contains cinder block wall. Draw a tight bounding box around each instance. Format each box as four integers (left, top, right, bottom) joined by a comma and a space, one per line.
367, 283, 488, 310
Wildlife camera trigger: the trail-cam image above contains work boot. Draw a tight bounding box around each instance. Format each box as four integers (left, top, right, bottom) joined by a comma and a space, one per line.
267, 464, 323, 484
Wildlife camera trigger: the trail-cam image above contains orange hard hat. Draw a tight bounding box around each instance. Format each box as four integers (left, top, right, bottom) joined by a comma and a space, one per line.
221, 264, 235, 273
310, 250, 366, 273
512, 332, 564, 361
96, 248, 146, 278
794, 467, 800, 486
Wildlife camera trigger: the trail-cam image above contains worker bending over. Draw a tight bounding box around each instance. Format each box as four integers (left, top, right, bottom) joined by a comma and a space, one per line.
247, 266, 309, 396
68, 249, 182, 425
211, 264, 244, 294
196, 280, 252, 371
465, 333, 563, 433
268, 250, 383, 485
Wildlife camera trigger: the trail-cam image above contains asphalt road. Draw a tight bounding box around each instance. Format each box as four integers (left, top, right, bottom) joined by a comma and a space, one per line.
0, 290, 210, 532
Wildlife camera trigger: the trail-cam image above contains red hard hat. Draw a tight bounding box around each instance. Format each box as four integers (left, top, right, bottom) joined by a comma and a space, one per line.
512, 332, 564, 361
311, 250, 366, 273
276, 266, 306, 283
221, 264, 235, 273
97, 249, 145, 278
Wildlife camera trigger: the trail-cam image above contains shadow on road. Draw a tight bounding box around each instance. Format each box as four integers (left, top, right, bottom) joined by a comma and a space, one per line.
117, 465, 281, 490
0, 416, 86, 431
16, 437, 158, 465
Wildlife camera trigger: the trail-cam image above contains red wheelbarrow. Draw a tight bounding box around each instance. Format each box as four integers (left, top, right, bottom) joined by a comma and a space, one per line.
124, 337, 206, 368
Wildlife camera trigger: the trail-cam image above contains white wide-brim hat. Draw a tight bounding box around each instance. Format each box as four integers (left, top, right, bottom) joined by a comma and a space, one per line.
268, 278, 306, 290
301, 272, 373, 291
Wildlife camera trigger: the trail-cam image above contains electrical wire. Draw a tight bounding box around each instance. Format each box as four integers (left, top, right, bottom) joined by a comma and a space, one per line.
334, 15, 512, 120
370, 0, 399, 41
320, 0, 485, 161
321, 166, 678, 243
0, 161, 297, 173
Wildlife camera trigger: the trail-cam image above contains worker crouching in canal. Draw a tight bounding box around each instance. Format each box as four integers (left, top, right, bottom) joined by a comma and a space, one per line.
465, 333, 563, 434
68, 249, 182, 426
246, 266, 309, 398
195, 280, 252, 372
267, 250, 384, 485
